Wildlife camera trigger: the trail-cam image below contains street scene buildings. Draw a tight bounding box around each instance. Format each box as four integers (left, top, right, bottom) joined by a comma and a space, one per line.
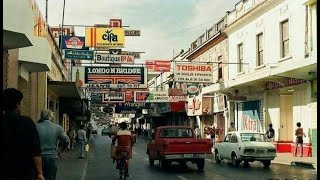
3, 0, 317, 179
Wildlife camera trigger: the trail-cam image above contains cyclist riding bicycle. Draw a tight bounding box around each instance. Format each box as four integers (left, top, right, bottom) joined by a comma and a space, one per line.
112, 122, 135, 177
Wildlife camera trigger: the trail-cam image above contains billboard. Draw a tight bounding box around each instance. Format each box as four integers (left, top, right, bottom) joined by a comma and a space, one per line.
64, 50, 94, 60
134, 91, 169, 103
60, 36, 89, 50
85, 27, 125, 48
174, 64, 213, 83
72, 66, 147, 89
186, 96, 202, 116
238, 100, 263, 132
95, 53, 134, 64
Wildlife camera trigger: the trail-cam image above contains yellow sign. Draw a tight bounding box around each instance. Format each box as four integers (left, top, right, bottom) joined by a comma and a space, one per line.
85, 28, 125, 48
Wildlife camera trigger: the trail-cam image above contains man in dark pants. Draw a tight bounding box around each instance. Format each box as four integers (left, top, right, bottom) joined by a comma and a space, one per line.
2, 88, 45, 180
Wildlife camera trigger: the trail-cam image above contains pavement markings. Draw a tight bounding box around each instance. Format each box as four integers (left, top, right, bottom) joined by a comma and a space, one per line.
80, 160, 88, 180
176, 175, 188, 180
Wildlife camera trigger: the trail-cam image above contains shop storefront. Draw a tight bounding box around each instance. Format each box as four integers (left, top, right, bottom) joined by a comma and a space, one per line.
201, 97, 214, 138
213, 94, 227, 142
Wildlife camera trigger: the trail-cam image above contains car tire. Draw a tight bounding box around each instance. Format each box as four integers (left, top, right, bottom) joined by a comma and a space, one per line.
215, 151, 222, 164
231, 153, 240, 168
263, 160, 271, 168
196, 159, 205, 171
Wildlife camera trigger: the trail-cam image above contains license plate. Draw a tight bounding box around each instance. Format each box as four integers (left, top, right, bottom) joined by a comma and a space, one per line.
183, 154, 193, 158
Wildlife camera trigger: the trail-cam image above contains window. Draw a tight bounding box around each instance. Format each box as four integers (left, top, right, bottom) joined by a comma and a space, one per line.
230, 134, 238, 143
237, 43, 244, 72
208, 28, 214, 38
240, 133, 268, 142
192, 41, 197, 51
281, 20, 289, 58
257, 33, 264, 66
224, 134, 232, 142
218, 56, 223, 80
159, 128, 193, 138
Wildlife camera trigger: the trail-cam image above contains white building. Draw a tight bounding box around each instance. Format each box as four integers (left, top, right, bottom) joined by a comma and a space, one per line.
202, 0, 317, 156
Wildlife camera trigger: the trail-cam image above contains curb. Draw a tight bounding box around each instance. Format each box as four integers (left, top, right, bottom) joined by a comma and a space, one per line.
272, 160, 316, 169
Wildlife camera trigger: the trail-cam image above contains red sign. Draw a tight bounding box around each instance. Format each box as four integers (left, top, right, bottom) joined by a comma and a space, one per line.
145, 60, 171, 72
170, 102, 185, 112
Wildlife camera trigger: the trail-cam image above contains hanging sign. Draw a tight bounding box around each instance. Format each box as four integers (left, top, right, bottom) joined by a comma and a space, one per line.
174, 64, 213, 83
95, 53, 134, 64
134, 91, 169, 103
64, 50, 94, 60
85, 27, 125, 47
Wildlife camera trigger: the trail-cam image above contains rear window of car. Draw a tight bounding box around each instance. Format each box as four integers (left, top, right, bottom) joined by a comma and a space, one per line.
240, 133, 268, 142
159, 128, 193, 138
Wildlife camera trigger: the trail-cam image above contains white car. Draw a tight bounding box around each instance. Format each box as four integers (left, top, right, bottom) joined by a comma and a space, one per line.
214, 131, 276, 168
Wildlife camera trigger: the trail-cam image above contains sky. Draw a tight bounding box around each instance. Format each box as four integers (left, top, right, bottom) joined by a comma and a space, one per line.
36, 0, 239, 64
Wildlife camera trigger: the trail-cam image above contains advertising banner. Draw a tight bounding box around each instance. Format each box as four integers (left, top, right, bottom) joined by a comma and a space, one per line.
187, 84, 200, 96
64, 50, 94, 60
238, 101, 263, 132
134, 91, 169, 103
102, 92, 125, 103
186, 96, 202, 116
95, 53, 134, 64
145, 60, 171, 72
213, 94, 225, 113
60, 36, 89, 50
174, 64, 213, 83
85, 27, 125, 48
72, 66, 147, 88
114, 102, 151, 114
121, 51, 141, 59
202, 97, 213, 115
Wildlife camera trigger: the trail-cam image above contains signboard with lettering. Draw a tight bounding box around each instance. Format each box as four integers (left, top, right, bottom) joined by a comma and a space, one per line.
85, 27, 125, 48
202, 97, 213, 115
134, 91, 169, 103
186, 96, 202, 116
213, 94, 225, 113
64, 50, 94, 60
125, 30, 141, 36
145, 60, 171, 72
114, 102, 151, 114
72, 66, 147, 88
266, 78, 308, 90
238, 101, 263, 132
228, 95, 247, 102
95, 53, 134, 64
102, 92, 125, 103
187, 84, 200, 96
174, 64, 213, 83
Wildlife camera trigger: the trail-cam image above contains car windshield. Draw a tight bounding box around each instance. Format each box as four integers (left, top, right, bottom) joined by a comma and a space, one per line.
159, 128, 193, 138
240, 133, 268, 142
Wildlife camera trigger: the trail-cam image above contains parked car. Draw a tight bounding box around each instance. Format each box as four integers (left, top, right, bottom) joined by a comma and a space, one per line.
147, 126, 212, 171
214, 131, 277, 168
101, 127, 111, 136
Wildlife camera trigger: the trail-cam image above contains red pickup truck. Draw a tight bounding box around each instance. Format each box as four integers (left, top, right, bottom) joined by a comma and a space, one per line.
146, 126, 212, 171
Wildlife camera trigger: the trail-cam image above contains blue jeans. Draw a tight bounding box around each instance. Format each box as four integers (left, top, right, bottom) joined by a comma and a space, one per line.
42, 156, 58, 180
78, 141, 86, 158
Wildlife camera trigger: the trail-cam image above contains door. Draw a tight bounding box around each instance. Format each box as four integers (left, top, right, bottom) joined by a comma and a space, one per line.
220, 134, 232, 159
279, 95, 293, 141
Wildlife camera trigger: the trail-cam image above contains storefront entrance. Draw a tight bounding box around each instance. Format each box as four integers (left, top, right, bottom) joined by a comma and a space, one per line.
279, 95, 293, 141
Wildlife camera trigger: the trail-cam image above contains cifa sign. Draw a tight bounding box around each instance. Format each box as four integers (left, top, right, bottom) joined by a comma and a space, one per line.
174, 64, 213, 83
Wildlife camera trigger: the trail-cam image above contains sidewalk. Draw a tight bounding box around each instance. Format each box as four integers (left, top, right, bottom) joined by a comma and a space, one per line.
273, 153, 317, 170
56, 146, 88, 180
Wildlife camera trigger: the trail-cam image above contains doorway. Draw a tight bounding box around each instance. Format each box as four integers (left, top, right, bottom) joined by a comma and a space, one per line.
279, 95, 293, 141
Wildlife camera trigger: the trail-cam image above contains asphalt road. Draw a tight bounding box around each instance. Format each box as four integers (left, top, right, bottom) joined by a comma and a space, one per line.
84, 134, 317, 180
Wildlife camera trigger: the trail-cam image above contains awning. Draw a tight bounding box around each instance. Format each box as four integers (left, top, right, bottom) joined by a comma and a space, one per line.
48, 81, 82, 99
19, 35, 52, 73
3, 0, 34, 49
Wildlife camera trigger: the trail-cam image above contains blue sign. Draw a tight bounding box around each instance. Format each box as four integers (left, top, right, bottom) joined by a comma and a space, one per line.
64, 50, 94, 60
60, 35, 89, 50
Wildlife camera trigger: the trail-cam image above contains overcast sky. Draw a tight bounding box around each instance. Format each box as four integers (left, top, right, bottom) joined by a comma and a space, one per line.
36, 0, 239, 63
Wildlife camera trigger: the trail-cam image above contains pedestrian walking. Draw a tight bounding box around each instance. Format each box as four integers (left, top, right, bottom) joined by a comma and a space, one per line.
227, 122, 236, 132
67, 127, 76, 150
265, 123, 275, 142
2, 88, 45, 180
294, 122, 306, 157
36, 109, 70, 180
77, 125, 87, 159
86, 123, 93, 141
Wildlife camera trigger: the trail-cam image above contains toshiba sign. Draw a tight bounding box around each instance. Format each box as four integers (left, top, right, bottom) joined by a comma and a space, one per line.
174, 64, 213, 83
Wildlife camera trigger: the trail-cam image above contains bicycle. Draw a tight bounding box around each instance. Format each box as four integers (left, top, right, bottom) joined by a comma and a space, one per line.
118, 151, 129, 180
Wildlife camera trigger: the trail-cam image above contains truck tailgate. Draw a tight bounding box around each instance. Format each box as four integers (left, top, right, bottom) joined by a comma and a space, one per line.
163, 138, 212, 154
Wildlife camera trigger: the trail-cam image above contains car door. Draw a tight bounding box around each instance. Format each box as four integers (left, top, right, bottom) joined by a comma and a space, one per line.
220, 134, 232, 159
229, 133, 239, 158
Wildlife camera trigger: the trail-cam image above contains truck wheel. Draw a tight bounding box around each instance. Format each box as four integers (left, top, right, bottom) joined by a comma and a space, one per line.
263, 160, 271, 168
149, 156, 155, 166
231, 153, 240, 168
196, 159, 205, 171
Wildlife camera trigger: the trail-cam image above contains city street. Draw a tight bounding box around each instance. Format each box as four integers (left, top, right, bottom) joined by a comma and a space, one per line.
59, 134, 317, 180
